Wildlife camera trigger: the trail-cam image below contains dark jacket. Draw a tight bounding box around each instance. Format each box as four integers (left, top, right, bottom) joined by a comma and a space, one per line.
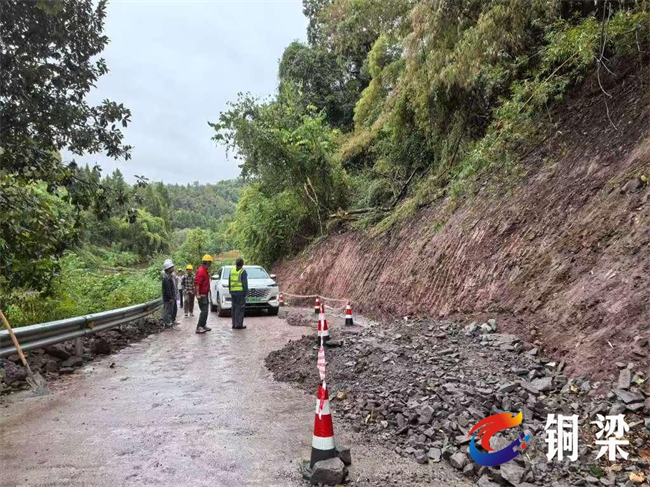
162, 272, 175, 302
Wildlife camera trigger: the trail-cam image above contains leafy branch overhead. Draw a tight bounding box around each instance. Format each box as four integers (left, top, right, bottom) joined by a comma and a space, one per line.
211, 0, 649, 266
0, 0, 135, 294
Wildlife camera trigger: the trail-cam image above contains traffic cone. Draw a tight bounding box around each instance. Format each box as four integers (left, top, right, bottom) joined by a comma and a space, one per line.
318, 304, 330, 343
310, 383, 337, 468
314, 295, 320, 315
345, 302, 354, 326
279, 293, 285, 307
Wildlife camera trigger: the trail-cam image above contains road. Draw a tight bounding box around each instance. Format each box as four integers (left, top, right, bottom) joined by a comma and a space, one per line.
0, 310, 467, 487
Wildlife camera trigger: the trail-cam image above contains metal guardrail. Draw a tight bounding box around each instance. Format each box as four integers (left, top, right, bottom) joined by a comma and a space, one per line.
0, 299, 163, 358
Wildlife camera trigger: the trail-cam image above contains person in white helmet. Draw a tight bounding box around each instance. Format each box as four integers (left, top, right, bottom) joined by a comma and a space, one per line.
162, 259, 176, 330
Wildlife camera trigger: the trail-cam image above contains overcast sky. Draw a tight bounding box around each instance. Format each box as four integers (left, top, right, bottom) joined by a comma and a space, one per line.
64, 0, 307, 185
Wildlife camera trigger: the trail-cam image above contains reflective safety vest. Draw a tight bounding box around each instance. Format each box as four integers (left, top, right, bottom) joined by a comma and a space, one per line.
229, 267, 244, 292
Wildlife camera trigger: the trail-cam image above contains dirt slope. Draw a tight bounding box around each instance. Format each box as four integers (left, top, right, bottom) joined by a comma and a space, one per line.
274, 64, 650, 378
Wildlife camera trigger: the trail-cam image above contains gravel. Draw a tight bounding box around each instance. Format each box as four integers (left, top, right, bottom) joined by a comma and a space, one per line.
266, 310, 650, 486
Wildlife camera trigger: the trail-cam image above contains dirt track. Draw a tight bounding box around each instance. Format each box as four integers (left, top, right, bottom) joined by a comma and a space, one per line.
0, 310, 466, 487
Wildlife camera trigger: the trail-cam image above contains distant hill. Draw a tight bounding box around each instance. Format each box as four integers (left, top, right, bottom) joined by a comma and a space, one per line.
165, 179, 244, 230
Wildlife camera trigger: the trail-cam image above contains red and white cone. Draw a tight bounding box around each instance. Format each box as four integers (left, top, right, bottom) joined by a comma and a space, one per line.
310, 383, 337, 468
345, 301, 354, 326
318, 304, 330, 343
279, 293, 285, 307
314, 295, 321, 315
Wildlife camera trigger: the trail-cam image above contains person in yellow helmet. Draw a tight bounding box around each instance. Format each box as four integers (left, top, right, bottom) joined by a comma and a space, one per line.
194, 254, 213, 334
182, 265, 195, 317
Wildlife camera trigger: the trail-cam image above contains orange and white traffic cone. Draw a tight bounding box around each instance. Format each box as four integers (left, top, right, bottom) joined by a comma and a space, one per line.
314, 295, 320, 315
344, 301, 354, 326
318, 304, 330, 343
279, 293, 285, 307
310, 383, 337, 468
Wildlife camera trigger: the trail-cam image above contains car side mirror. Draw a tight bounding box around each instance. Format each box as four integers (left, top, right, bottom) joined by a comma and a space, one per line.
270, 274, 277, 280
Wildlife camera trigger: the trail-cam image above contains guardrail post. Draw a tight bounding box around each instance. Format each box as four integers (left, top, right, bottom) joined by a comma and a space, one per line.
139, 317, 144, 327
75, 337, 83, 358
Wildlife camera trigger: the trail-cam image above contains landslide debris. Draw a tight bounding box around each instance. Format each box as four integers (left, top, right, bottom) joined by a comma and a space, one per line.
0, 314, 162, 395
266, 310, 650, 486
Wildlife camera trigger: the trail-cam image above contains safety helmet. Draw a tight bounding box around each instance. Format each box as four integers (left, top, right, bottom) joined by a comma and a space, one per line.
202, 254, 213, 262
186, 264, 193, 270
163, 258, 174, 270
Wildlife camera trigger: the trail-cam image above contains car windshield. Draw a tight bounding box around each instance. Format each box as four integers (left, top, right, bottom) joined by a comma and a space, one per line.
221, 267, 269, 279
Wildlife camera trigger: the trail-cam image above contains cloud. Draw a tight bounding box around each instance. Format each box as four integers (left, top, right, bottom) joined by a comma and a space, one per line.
63, 0, 307, 184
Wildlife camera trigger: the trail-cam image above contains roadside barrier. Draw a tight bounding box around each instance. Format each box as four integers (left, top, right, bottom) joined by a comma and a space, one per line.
0, 299, 163, 358
310, 382, 338, 467
345, 302, 354, 326
310, 330, 338, 468
317, 304, 330, 343
280, 291, 349, 304
280, 292, 350, 313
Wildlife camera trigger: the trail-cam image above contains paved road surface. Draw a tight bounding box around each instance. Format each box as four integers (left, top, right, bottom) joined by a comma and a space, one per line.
0, 310, 467, 487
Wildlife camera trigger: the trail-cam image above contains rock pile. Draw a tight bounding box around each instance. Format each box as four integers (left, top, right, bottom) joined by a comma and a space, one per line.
0, 315, 162, 395
266, 314, 650, 486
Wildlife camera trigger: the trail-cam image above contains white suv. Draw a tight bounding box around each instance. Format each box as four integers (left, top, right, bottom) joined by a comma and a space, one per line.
209, 265, 280, 317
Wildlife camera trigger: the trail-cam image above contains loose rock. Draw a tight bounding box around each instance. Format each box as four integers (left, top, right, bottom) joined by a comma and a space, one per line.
61, 356, 83, 368
0, 359, 27, 382
310, 457, 347, 485
93, 338, 111, 355
44, 344, 71, 360
449, 452, 469, 470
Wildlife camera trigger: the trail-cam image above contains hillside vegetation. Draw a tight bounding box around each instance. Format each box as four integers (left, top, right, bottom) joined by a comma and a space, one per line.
213, 0, 649, 266
3, 168, 241, 327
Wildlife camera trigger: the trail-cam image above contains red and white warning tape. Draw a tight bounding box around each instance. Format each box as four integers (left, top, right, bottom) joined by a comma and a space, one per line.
323, 303, 348, 313
281, 291, 349, 303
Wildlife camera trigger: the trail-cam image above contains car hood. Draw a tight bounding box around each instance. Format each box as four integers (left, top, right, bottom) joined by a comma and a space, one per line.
248, 278, 277, 287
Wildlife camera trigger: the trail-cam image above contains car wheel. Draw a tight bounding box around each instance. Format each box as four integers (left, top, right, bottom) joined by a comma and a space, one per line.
267, 306, 279, 316
217, 295, 230, 317
210, 293, 218, 312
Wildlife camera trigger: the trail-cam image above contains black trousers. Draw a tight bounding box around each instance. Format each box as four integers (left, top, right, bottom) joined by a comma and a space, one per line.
231, 293, 246, 328
197, 296, 209, 329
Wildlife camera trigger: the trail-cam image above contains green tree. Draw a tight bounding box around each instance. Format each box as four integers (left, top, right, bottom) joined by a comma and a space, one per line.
174, 228, 210, 269
211, 86, 348, 236
0, 0, 134, 295
303, 0, 413, 89
229, 186, 309, 267
279, 41, 359, 130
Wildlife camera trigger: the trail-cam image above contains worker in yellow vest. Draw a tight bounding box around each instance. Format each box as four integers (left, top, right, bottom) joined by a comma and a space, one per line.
229, 257, 248, 329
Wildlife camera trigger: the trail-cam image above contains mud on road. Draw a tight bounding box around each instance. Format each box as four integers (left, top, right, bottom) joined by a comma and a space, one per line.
0, 310, 465, 487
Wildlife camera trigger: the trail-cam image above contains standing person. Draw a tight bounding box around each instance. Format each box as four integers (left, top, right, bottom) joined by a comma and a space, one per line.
162, 259, 176, 330
194, 254, 213, 334
172, 269, 180, 326
183, 265, 195, 317
177, 270, 184, 312
229, 257, 248, 330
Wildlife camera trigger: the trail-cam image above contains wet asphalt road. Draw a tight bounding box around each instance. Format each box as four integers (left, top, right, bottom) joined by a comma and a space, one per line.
0, 310, 468, 487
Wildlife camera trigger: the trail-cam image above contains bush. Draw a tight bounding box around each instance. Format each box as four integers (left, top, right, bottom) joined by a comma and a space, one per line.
229, 186, 311, 267
4, 250, 161, 327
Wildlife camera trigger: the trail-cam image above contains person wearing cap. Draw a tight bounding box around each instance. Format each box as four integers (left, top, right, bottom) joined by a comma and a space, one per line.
162, 259, 176, 330
194, 254, 213, 334
182, 265, 195, 317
